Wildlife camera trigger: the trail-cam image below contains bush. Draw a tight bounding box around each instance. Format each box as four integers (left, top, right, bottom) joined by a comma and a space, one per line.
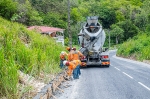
117, 33, 150, 61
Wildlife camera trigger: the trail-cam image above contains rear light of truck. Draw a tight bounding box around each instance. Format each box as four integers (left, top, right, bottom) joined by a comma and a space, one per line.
101, 55, 109, 59
102, 61, 110, 65
81, 56, 86, 60
80, 56, 87, 62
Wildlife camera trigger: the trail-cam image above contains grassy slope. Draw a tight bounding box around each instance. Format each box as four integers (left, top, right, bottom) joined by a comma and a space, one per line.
117, 33, 150, 61
0, 17, 66, 98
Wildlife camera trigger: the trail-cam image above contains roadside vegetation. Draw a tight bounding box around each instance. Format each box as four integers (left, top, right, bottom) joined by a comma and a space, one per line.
117, 32, 150, 61
0, 17, 65, 98
1, 0, 150, 98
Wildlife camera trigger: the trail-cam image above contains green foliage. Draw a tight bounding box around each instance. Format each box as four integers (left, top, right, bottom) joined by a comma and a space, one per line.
130, 0, 143, 6
3, 0, 42, 25
20, 0, 43, 25
88, 2, 116, 28
0, 0, 17, 20
43, 12, 67, 28
146, 24, 150, 32
0, 17, 64, 98
117, 33, 150, 61
71, 8, 82, 24
110, 24, 124, 44
134, 13, 148, 31
142, 0, 150, 15
77, 2, 90, 18
117, 20, 138, 41
115, 10, 125, 22
2, 0, 150, 98
64, 37, 69, 46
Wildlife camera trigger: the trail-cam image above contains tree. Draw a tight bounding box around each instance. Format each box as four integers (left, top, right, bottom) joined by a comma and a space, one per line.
0, 0, 17, 20
42, 12, 67, 28
12, 0, 43, 25
89, 2, 116, 29
110, 24, 124, 44
70, 8, 82, 24
134, 13, 148, 31
118, 20, 138, 41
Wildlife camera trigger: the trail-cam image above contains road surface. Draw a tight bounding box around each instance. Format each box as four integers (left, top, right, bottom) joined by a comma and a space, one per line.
51, 50, 150, 99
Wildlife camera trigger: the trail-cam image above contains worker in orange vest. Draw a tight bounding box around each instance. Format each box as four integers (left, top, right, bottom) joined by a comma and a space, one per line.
72, 47, 84, 75
66, 47, 71, 52
63, 60, 81, 79
67, 47, 74, 62
59, 51, 68, 68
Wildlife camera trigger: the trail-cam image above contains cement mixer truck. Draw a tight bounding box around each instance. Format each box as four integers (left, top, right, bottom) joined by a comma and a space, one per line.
78, 16, 110, 67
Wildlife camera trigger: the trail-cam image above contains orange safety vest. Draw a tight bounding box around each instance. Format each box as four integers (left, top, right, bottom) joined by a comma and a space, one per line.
67, 50, 74, 61
67, 60, 80, 76
67, 62, 75, 76
72, 50, 84, 60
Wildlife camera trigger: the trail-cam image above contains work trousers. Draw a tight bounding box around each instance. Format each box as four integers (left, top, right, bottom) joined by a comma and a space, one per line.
59, 59, 65, 68
79, 65, 81, 75
73, 65, 80, 79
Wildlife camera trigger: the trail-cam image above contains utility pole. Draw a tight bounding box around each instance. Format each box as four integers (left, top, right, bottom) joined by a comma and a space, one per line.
68, 0, 72, 48
108, 29, 110, 50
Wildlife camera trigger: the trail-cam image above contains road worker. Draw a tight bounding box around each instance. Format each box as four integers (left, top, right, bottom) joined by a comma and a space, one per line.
66, 46, 73, 61
72, 59, 81, 79
72, 47, 84, 60
59, 51, 68, 68
63, 60, 81, 79
66, 46, 71, 52
67, 47, 74, 62
72, 47, 84, 75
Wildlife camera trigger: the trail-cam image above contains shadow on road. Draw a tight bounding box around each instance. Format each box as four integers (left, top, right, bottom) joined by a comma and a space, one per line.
81, 65, 110, 69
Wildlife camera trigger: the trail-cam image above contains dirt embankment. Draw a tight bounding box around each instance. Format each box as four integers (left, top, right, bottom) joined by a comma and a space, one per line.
19, 69, 68, 99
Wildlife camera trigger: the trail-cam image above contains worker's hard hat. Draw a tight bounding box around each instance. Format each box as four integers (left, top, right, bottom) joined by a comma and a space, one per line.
63, 61, 69, 66
61, 51, 65, 54
72, 47, 76, 51
66, 47, 70, 51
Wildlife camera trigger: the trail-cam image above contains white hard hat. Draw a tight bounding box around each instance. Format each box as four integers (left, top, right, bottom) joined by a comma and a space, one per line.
63, 60, 67, 65
61, 51, 65, 54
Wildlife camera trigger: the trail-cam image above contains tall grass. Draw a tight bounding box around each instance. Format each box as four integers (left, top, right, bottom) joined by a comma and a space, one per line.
117, 33, 150, 61
0, 21, 19, 98
0, 17, 65, 98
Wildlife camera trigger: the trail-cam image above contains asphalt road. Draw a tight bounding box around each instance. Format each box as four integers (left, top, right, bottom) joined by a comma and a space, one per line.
51, 50, 150, 99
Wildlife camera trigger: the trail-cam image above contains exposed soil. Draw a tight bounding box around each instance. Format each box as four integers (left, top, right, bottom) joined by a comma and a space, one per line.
18, 71, 55, 99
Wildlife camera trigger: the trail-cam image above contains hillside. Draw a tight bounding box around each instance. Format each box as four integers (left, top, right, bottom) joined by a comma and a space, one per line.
117, 33, 150, 63
0, 17, 65, 99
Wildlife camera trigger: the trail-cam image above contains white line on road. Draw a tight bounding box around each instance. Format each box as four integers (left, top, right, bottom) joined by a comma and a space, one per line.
138, 82, 150, 91
122, 72, 133, 79
112, 55, 150, 67
114, 67, 120, 71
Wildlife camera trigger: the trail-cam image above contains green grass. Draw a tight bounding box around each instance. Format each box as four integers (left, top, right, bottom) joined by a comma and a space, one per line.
0, 17, 65, 98
117, 33, 150, 61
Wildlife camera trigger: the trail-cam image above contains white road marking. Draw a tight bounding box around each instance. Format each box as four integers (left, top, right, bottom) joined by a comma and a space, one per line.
122, 72, 133, 79
114, 67, 120, 71
112, 54, 150, 68
138, 82, 150, 91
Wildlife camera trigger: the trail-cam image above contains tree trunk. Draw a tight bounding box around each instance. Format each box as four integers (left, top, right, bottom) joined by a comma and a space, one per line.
116, 36, 118, 45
